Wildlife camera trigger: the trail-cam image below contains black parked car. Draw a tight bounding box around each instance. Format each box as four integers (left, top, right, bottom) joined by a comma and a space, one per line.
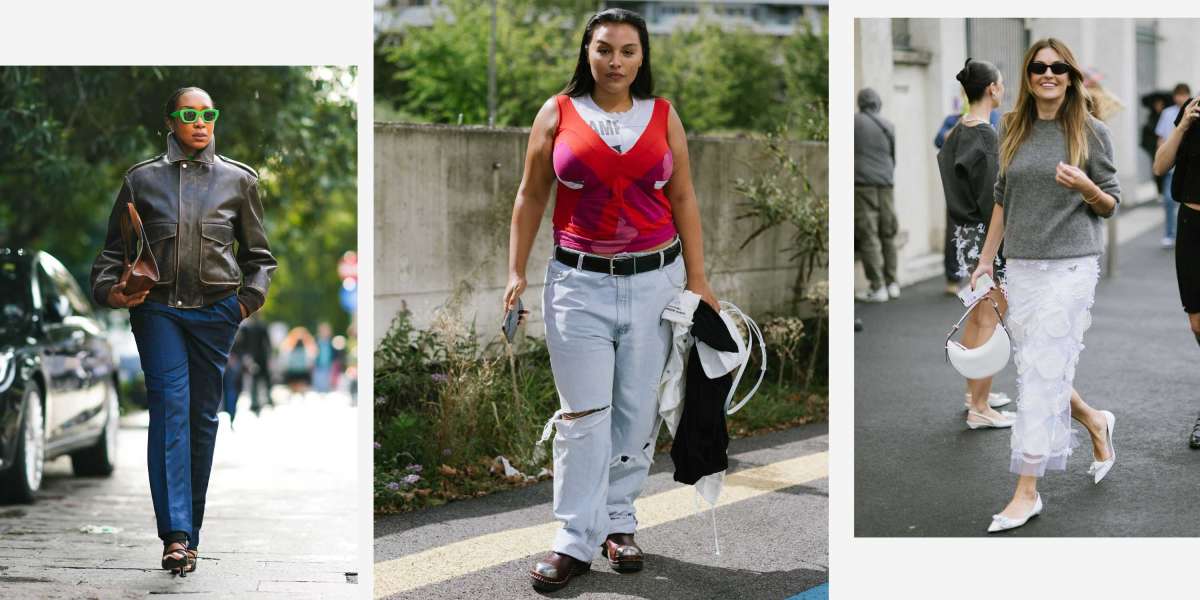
0, 249, 120, 502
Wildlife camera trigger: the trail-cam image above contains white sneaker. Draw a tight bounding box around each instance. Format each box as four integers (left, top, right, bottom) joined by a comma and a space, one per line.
966, 410, 1015, 429
987, 494, 1043, 533
887, 282, 901, 299
963, 392, 1013, 410
1162, 237, 1176, 248
856, 287, 889, 303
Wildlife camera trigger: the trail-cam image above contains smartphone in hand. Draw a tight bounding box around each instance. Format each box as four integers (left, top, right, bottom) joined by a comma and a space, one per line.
958, 273, 995, 307
502, 298, 524, 344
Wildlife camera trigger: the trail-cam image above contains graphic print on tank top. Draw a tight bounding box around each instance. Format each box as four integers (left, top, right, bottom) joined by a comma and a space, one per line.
552, 95, 676, 255
569, 95, 654, 155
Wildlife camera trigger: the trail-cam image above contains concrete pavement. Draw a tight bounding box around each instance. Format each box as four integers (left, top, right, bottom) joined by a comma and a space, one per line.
0, 390, 361, 598
855, 205, 1200, 536
374, 425, 828, 599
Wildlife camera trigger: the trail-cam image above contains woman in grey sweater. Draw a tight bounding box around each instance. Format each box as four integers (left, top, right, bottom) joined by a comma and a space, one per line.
937, 58, 1014, 429
970, 38, 1121, 533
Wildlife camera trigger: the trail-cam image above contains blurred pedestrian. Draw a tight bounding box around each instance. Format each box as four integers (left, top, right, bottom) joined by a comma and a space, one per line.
501, 7, 719, 591
90, 86, 275, 573
937, 58, 1014, 427
1156, 84, 1193, 248
312, 322, 336, 393
280, 326, 316, 396
1153, 91, 1200, 446
970, 39, 1119, 533
1140, 91, 1171, 195
854, 87, 899, 302
239, 313, 274, 414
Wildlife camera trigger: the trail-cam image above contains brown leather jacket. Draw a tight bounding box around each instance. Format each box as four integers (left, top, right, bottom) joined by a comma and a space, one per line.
90, 134, 276, 315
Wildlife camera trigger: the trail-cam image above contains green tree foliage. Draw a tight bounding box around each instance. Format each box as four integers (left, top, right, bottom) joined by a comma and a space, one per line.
0, 66, 357, 331
376, 1, 827, 137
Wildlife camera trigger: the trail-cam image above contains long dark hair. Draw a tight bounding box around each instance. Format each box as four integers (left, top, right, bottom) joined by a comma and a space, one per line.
561, 8, 653, 99
955, 58, 1000, 103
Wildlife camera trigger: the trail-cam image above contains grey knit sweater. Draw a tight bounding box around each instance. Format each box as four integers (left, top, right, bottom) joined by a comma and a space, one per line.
994, 117, 1120, 259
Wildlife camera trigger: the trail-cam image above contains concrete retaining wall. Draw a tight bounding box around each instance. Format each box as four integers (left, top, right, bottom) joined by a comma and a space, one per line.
374, 122, 827, 343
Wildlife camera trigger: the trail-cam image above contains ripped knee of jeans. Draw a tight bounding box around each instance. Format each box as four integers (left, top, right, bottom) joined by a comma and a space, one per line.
535, 406, 611, 450
561, 406, 609, 420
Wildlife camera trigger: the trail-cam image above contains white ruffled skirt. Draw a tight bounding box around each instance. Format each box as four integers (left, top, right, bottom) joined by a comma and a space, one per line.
1004, 256, 1100, 478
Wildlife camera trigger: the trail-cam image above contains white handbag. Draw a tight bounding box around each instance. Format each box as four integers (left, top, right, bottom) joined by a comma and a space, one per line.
944, 296, 1011, 379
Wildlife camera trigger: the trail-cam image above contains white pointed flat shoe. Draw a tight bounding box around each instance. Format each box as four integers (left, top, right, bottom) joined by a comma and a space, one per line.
1087, 410, 1116, 484
966, 409, 1016, 430
987, 494, 1043, 533
963, 392, 1013, 410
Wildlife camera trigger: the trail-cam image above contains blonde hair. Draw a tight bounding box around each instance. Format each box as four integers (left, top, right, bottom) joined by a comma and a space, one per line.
998, 38, 1094, 174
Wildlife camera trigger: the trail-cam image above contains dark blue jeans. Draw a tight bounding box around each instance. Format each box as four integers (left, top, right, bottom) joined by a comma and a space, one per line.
130, 294, 240, 548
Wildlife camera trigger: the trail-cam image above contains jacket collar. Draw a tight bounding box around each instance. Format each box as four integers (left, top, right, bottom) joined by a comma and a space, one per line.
166, 132, 216, 164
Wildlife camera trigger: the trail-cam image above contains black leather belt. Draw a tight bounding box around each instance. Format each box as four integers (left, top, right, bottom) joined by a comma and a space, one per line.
554, 240, 682, 276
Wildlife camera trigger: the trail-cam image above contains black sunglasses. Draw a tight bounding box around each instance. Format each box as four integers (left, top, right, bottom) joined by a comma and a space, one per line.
1027, 61, 1073, 76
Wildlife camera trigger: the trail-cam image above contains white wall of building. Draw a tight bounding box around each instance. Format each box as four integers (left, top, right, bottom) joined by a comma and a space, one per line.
1156, 20, 1200, 94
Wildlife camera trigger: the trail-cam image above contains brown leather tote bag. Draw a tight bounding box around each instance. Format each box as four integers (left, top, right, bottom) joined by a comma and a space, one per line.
118, 202, 160, 294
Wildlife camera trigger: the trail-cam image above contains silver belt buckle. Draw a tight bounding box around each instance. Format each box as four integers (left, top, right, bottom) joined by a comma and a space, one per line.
609, 256, 616, 276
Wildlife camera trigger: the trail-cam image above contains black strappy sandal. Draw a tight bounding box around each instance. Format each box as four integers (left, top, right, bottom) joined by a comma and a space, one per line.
162, 541, 189, 576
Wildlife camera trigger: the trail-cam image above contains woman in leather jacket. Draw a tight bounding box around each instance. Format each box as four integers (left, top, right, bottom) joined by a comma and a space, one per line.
90, 86, 276, 574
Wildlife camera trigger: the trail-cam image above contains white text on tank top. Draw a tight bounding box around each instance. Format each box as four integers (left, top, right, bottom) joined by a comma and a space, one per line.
562, 95, 666, 192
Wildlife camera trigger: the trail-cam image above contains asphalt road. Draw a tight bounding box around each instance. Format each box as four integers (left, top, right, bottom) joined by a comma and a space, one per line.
374, 424, 828, 599
0, 390, 361, 599
855, 213, 1200, 537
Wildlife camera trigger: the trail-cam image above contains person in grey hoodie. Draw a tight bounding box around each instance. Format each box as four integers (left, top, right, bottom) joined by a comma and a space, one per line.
854, 87, 900, 302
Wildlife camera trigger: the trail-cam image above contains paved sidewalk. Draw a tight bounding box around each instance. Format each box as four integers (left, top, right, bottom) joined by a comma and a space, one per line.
374, 425, 828, 600
0, 391, 360, 598
855, 206, 1200, 536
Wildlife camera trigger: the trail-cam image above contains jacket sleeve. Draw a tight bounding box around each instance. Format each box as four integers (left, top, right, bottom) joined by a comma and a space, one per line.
89, 177, 133, 308
234, 175, 276, 315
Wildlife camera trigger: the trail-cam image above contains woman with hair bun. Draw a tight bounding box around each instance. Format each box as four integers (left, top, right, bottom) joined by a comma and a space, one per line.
970, 38, 1120, 533
937, 58, 1015, 429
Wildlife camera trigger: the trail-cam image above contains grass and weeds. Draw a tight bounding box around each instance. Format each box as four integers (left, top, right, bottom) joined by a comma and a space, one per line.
374, 292, 828, 514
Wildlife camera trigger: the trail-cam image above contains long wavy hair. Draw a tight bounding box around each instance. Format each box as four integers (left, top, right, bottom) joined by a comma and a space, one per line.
561, 8, 653, 99
999, 38, 1093, 173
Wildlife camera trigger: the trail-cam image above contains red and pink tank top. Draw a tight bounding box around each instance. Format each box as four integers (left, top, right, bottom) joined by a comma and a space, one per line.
551, 94, 676, 254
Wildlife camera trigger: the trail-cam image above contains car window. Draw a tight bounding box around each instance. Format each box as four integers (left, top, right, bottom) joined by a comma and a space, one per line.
38, 254, 94, 320
36, 262, 66, 322
50, 263, 93, 318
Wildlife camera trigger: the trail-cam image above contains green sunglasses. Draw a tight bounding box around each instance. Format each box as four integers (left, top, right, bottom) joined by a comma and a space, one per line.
169, 108, 220, 124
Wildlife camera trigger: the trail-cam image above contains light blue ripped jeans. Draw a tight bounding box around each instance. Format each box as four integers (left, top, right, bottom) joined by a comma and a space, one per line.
540, 246, 686, 563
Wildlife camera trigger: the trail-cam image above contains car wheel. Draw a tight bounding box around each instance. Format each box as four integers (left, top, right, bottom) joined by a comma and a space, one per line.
70, 378, 118, 477
0, 387, 45, 503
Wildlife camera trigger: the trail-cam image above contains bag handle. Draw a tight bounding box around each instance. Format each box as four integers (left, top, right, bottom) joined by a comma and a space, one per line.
943, 295, 1010, 363
719, 301, 767, 416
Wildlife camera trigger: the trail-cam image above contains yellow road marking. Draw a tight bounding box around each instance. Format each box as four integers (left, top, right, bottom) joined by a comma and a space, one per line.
374, 450, 827, 598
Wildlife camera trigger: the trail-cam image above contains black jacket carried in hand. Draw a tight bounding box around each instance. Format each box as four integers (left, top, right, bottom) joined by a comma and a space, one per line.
90, 134, 276, 314
670, 300, 739, 485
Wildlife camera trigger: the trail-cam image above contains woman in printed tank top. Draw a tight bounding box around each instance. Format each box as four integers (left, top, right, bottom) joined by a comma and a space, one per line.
502, 7, 718, 592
